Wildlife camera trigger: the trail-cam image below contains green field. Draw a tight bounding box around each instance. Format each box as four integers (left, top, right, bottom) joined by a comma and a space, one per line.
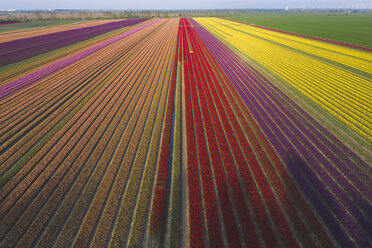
227, 13, 372, 48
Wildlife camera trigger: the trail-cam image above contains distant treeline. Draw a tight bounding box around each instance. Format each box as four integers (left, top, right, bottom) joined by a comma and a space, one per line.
1, 9, 371, 22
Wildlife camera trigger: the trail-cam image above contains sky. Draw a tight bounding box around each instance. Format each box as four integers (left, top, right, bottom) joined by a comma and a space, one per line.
1, 0, 371, 10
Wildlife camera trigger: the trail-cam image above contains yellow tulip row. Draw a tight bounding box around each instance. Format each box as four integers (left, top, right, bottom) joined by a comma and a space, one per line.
210, 18, 372, 75
195, 17, 372, 141
196, 18, 372, 102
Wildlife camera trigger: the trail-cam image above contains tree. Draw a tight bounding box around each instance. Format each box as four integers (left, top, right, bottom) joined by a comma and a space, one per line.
35, 12, 43, 21
48, 11, 57, 20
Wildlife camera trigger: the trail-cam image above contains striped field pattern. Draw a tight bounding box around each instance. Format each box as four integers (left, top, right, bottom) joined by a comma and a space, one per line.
0, 17, 371, 247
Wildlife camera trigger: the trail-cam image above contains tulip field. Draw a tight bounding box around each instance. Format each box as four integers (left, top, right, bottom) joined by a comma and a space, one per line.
0, 17, 371, 247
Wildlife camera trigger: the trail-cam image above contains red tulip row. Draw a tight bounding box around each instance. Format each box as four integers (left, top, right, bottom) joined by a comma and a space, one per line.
193, 17, 372, 247
181, 17, 312, 247
0, 21, 23, 25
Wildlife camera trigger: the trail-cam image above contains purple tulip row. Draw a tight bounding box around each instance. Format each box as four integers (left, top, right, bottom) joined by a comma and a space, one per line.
189, 18, 372, 247
0, 19, 148, 66
0, 19, 159, 100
